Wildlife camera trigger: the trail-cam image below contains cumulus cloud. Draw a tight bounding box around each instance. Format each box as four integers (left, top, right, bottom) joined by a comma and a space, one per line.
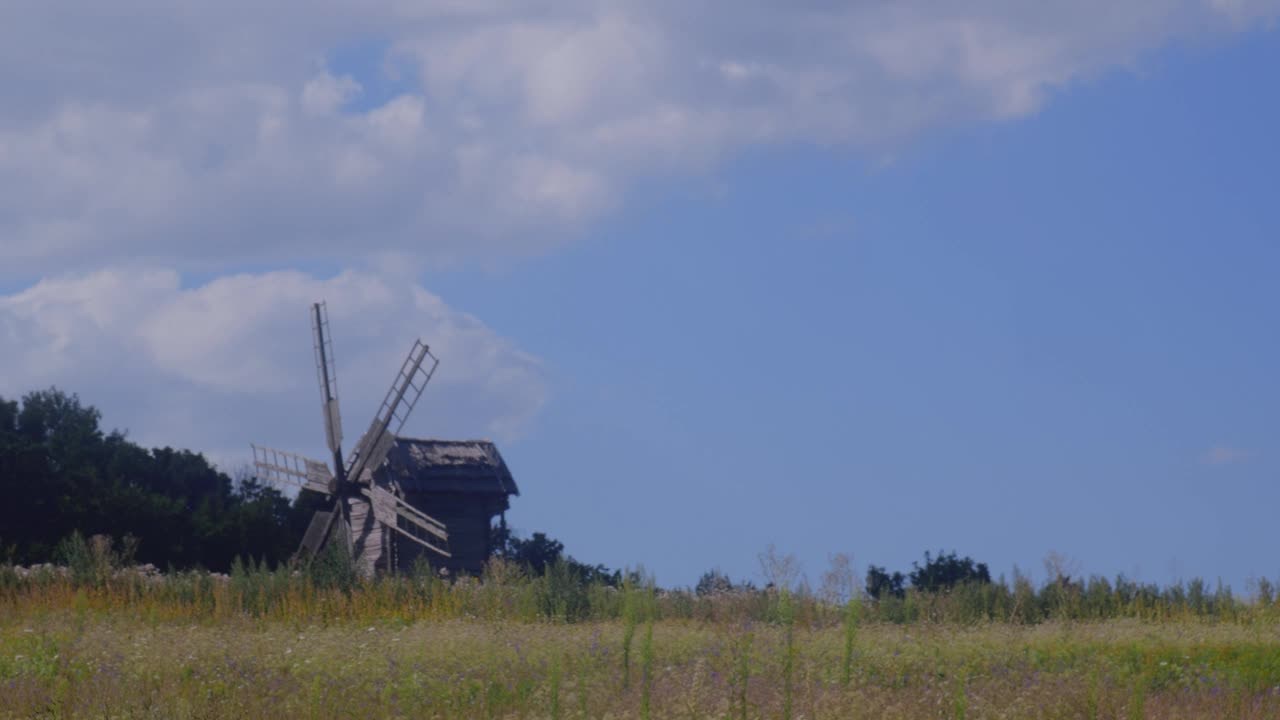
301, 71, 362, 116
0, 269, 547, 468
1, 1, 1276, 276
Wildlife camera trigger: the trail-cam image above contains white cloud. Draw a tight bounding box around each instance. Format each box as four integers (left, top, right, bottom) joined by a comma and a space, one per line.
0, 1, 1276, 276
0, 269, 547, 467
301, 71, 362, 116
365, 95, 428, 149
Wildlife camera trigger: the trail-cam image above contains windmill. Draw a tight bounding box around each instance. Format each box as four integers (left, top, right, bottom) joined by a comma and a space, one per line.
251, 302, 450, 577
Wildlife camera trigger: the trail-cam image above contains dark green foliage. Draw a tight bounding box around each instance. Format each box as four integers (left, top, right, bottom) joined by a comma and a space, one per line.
695, 568, 755, 596
54, 531, 138, 587
306, 537, 358, 593
492, 528, 625, 588
866, 550, 991, 605
0, 387, 310, 571
696, 569, 733, 596
505, 531, 565, 575
908, 550, 991, 593
537, 559, 593, 621
865, 565, 906, 599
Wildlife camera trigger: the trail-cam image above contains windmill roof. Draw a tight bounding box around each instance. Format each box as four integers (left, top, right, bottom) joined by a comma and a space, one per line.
383, 438, 519, 496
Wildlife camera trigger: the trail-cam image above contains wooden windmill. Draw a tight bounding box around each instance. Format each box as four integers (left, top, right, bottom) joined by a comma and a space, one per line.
251, 302, 450, 577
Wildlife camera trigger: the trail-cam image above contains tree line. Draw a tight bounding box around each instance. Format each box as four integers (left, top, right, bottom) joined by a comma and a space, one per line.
0, 388, 309, 570
1, 387, 620, 582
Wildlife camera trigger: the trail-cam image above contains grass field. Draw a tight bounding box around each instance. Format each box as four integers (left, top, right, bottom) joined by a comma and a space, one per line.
3, 566, 1280, 718
4, 611, 1280, 718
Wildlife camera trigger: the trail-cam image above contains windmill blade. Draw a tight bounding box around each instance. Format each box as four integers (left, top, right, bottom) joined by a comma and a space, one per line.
297, 509, 334, 558
362, 484, 451, 557
295, 492, 347, 560
312, 302, 345, 468
364, 484, 448, 541
345, 340, 439, 484
251, 444, 337, 495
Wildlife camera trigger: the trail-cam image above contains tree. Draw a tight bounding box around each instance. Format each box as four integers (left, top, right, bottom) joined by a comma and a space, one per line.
696, 568, 754, 596
505, 532, 565, 575
0, 387, 314, 571
491, 528, 625, 587
908, 550, 991, 593
865, 564, 906, 599
1, 388, 105, 560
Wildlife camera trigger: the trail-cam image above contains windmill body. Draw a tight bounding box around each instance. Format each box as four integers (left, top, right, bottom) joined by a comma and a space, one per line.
383, 438, 518, 575
252, 302, 477, 578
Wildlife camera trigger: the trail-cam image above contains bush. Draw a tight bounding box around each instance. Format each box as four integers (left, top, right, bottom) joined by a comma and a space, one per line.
54, 532, 138, 588
307, 538, 357, 594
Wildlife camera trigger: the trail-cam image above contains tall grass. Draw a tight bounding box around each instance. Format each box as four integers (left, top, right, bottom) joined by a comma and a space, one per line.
548, 651, 563, 720
779, 588, 796, 720
639, 619, 654, 719
4, 537, 1280, 632
3, 561, 1276, 630
621, 577, 639, 688
731, 623, 754, 720
841, 595, 861, 686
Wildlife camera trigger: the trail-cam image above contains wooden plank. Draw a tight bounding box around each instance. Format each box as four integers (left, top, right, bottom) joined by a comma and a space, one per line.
298, 511, 332, 556
386, 521, 450, 558
363, 486, 448, 541
345, 495, 383, 578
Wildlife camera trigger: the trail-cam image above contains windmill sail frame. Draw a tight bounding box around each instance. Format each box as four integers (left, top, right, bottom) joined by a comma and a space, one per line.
250, 302, 449, 576
312, 302, 346, 481
346, 340, 438, 484
251, 444, 336, 495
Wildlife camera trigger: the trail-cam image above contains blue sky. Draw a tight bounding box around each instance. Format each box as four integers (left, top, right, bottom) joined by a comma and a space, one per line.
420, 29, 1280, 589
1, 2, 1277, 591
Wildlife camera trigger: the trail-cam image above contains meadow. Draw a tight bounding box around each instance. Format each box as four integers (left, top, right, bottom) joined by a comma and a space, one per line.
2, 558, 1280, 719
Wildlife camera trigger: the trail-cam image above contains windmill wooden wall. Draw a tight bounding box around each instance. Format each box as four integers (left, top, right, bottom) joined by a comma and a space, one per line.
345, 495, 385, 577
380, 438, 519, 576
394, 494, 509, 575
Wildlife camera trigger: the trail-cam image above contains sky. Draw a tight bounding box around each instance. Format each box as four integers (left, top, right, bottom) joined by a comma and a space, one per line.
2, 1, 1278, 592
